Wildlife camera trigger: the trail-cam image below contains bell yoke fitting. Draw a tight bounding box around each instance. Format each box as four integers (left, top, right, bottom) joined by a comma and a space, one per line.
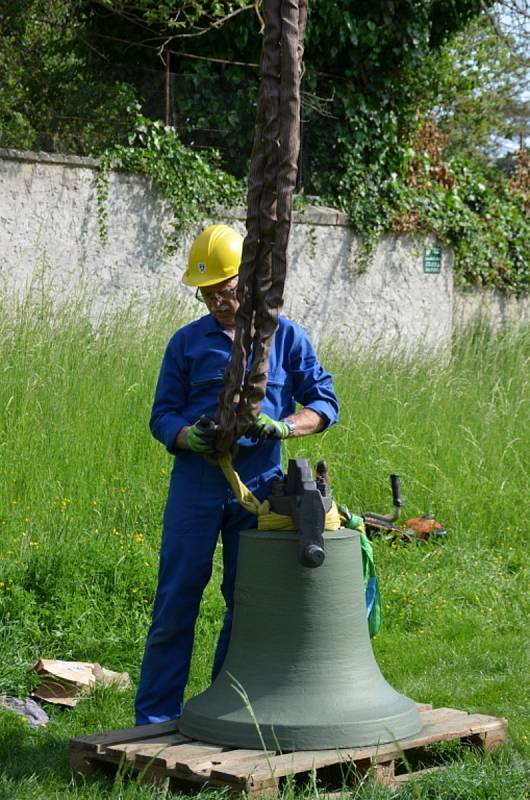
268, 458, 332, 568
195, 417, 331, 568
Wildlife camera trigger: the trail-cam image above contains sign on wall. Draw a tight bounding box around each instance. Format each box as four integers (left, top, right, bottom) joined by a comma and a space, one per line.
423, 247, 442, 274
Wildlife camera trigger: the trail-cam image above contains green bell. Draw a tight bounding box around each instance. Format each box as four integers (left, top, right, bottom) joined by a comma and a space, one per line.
180, 529, 422, 750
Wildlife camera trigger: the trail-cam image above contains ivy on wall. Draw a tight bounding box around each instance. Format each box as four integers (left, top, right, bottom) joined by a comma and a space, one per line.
326, 119, 529, 295
97, 112, 245, 249
97, 113, 529, 295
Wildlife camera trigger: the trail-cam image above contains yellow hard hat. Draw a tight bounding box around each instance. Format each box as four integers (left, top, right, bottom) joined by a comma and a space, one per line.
182, 224, 243, 287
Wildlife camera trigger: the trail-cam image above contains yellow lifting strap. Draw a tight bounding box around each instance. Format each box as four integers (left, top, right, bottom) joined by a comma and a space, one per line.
217, 454, 342, 531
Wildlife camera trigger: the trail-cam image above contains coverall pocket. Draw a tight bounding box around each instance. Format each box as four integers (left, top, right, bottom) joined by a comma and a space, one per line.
188, 369, 225, 418
265, 370, 294, 418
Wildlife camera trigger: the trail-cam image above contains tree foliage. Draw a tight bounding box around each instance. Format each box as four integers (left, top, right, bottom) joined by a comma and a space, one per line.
0, 0, 138, 153
0, 0, 492, 169
0, 0, 528, 293
427, 14, 529, 168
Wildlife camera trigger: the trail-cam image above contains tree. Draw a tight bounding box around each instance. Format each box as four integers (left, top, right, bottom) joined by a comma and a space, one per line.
425, 13, 529, 170
0, 0, 137, 154
66, 0, 488, 192
1, 0, 490, 169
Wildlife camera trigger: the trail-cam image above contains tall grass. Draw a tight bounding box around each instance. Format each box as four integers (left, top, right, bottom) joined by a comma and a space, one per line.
0, 290, 528, 799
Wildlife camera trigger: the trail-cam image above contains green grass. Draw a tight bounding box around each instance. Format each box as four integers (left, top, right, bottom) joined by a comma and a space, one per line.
0, 289, 528, 799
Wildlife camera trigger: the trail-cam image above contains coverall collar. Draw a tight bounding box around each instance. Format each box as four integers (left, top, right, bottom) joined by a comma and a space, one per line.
204, 312, 261, 342
203, 313, 234, 338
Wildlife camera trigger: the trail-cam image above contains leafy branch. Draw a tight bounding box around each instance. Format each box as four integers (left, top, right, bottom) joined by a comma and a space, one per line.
97, 110, 245, 250
90, 0, 258, 50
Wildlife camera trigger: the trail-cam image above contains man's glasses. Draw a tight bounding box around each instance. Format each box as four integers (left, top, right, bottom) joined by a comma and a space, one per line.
196, 285, 238, 304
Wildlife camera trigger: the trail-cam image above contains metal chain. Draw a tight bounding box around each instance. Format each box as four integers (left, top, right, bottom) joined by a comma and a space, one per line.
216, 0, 307, 454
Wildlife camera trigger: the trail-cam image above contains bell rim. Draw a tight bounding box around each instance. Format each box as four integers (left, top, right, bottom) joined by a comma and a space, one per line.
180, 703, 423, 750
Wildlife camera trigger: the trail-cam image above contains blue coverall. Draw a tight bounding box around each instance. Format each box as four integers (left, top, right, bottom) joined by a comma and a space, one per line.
135, 313, 339, 725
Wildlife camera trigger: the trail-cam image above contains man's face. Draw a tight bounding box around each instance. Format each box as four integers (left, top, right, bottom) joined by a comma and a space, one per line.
199, 276, 239, 328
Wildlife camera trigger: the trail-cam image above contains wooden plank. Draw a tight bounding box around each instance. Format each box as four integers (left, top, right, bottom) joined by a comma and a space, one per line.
409, 713, 507, 749
104, 733, 189, 762
136, 741, 228, 768
192, 707, 489, 788
372, 759, 395, 786
419, 707, 470, 725
70, 720, 183, 754
210, 751, 279, 785
392, 766, 444, 785
246, 785, 279, 798
367, 713, 507, 764
222, 748, 370, 788
420, 707, 507, 731
463, 720, 508, 752
222, 738, 394, 785
170, 747, 275, 776
70, 751, 105, 776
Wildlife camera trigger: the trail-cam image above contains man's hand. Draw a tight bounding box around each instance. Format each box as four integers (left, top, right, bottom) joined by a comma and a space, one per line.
247, 413, 290, 443
186, 416, 219, 455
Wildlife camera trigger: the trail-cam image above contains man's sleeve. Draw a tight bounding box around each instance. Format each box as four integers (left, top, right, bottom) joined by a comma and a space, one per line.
289, 329, 339, 428
150, 334, 190, 454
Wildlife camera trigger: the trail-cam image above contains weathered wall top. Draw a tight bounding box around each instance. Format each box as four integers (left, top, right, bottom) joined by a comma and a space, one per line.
0, 147, 101, 169
0, 148, 349, 227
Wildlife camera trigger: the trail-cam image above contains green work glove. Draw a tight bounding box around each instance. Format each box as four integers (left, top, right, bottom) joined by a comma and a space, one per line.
186, 416, 219, 456
247, 412, 291, 443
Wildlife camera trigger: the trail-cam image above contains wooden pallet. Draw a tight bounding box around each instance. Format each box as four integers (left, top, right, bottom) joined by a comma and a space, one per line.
70, 704, 507, 794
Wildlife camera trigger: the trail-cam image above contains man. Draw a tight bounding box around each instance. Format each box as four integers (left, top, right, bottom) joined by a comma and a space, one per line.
135, 224, 339, 725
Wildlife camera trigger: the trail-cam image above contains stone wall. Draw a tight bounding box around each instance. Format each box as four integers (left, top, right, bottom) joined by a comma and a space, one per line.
0, 149, 525, 350
453, 288, 530, 329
